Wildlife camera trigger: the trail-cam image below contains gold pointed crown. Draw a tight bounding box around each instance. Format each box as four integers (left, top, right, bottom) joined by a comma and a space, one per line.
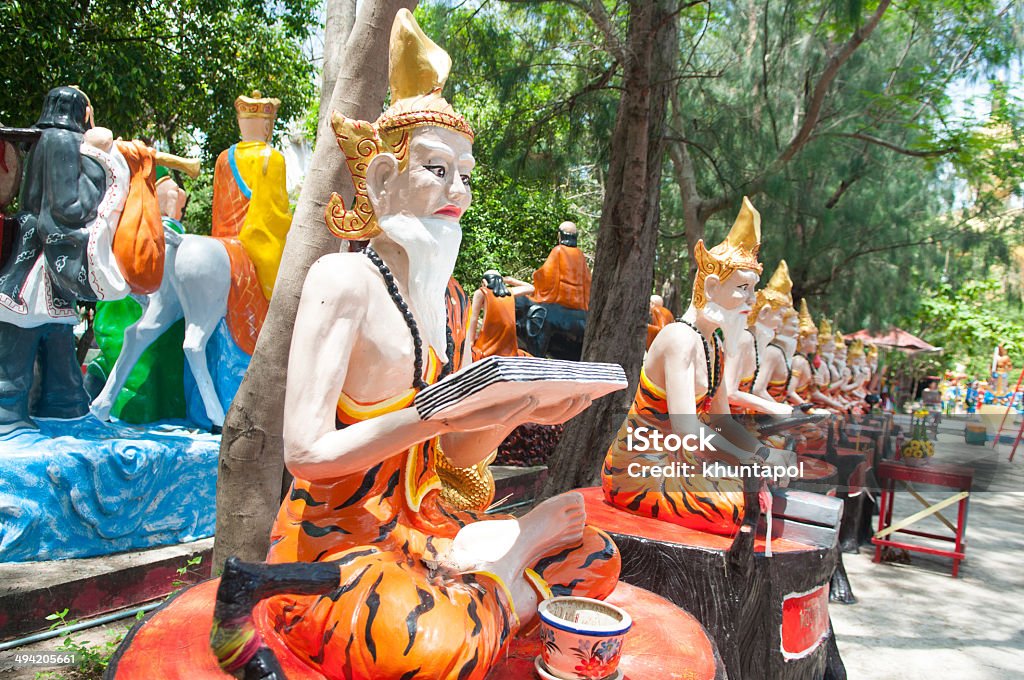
748, 259, 794, 326
866, 343, 878, 359
798, 299, 817, 338
834, 329, 846, 348
818, 317, 832, 338
325, 9, 474, 241
692, 196, 763, 309
848, 339, 864, 359
234, 91, 281, 120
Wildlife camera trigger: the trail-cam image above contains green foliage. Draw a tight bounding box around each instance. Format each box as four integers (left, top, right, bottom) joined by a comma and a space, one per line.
1, 0, 317, 159
455, 166, 581, 289
904, 278, 1024, 377
182, 170, 215, 236
36, 609, 128, 680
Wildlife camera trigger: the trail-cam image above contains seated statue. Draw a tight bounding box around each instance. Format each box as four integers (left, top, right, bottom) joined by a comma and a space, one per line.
725, 248, 794, 416
531, 221, 590, 311
646, 294, 675, 349
602, 196, 796, 535
789, 303, 844, 413
196, 12, 619, 679
463, 270, 532, 365
753, 288, 799, 405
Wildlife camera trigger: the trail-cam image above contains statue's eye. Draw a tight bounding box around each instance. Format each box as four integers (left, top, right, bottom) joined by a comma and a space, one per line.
424, 164, 446, 178
460, 174, 472, 187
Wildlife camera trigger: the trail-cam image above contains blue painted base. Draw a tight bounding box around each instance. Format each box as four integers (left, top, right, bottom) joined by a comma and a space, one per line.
183, 319, 250, 430
0, 416, 219, 563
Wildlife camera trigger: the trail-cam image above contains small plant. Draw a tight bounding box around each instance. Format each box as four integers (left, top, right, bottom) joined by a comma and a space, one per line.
171, 554, 204, 589
33, 609, 129, 680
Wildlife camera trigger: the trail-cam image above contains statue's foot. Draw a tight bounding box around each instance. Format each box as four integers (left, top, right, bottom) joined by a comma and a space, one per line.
517, 493, 587, 561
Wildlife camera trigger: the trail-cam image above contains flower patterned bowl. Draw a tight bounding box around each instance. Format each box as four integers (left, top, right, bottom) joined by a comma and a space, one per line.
536, 596, 632, 680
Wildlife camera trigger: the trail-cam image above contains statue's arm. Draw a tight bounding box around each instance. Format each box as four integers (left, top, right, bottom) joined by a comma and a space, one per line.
462, 288, 484, 367
46, 131, 102, 224
283, 257, 437, 480
662, 328, 757, 463
752, 347, 777, 396
788, 357, 808, 405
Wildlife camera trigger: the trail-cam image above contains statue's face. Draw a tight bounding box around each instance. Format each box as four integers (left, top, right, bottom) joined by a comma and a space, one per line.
238, 115, 274, 142
757, 304, 783, 331
156, 180, 187, 221
704, 268, 759, 316
777, 310, 799, 338
820, 336, 835, 355
799, 331, 818, 353
836, 346, 847, 362
868, 357, 878, 370
367, 126, 474, 221
851, 356, 865, 369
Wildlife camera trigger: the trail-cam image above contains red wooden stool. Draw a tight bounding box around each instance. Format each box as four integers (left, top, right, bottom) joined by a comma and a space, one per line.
872, 460, 972, 577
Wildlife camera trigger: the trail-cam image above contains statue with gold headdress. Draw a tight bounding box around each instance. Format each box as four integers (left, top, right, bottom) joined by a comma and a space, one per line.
725, 246, 795, 415
602, 196, 798, 534
788, 300, 844, 411
752, 262, 800, 405
106, 11, 623, 679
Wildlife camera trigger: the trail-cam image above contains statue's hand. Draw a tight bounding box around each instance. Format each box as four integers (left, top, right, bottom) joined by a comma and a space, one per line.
435, 394, 539, 434
765, 447, 797, 487
520, 394, 592, 426
84, 127, 113, 153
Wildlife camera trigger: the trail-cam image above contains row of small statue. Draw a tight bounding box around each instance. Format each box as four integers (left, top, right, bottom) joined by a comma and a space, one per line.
106, 12, 847, 680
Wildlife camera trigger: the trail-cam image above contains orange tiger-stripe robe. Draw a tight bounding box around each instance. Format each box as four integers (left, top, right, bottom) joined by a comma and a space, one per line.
601, 356, 746, 537
257, 357, 619, 679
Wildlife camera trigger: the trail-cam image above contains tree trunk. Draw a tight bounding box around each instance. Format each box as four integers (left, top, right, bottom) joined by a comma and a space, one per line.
542, 0, 678, 496
213, 0, 417, 566
318, 0, 357, 129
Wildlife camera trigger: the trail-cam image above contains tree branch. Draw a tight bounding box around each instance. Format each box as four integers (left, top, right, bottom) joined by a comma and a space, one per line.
775, 0, 892, 164
823, 132, 959, 158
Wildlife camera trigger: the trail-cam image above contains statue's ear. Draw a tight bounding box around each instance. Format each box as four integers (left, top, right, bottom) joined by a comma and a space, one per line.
365, 153, 400, 215
703, 273, 721, 302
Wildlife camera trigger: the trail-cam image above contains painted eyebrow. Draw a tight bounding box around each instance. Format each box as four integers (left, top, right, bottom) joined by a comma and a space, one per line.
411, 138, 455, 158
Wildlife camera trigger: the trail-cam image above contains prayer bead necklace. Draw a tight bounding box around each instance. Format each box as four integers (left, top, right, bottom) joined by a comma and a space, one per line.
746, 327, 760, 392
768, 343, 793, 390
365, 246, 454, 390
680, 319, 722, 400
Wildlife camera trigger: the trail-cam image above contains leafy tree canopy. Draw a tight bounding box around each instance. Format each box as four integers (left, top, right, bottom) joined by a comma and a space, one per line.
1, 0, 317, 158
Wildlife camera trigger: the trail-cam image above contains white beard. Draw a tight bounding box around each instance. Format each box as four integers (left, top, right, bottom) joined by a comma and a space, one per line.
377, 214, 462, 362
775, 334, 798, 358
703, 300, 748, 354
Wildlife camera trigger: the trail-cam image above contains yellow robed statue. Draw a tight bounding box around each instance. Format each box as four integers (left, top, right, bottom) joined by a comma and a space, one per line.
210, 91, 292, 354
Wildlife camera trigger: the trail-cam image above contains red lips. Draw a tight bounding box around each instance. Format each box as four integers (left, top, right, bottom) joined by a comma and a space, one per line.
435, 205, 463, 218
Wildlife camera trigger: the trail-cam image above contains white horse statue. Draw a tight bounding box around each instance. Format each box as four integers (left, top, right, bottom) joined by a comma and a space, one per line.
89, 227, 234, 427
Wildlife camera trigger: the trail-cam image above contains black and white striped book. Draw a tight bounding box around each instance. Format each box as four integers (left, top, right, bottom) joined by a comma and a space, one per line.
415, 356, 628, 421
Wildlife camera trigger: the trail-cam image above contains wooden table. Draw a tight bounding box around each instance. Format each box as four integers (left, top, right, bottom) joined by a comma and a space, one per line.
872, 460, 972, 577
